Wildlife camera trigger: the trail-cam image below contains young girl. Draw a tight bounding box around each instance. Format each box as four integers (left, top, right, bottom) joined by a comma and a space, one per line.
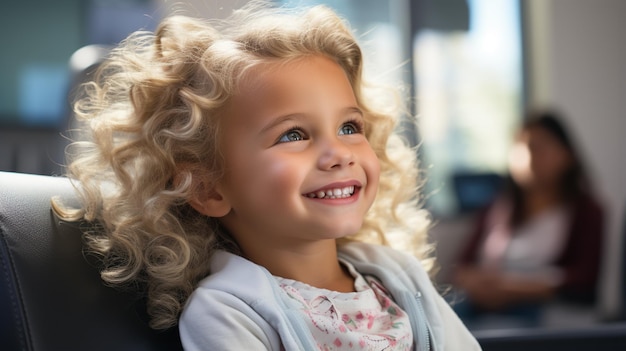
56, 2, 480, 350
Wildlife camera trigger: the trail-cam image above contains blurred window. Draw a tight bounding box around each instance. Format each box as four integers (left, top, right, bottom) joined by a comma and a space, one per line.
0, 0, 157, 129
415, 0, 523, 216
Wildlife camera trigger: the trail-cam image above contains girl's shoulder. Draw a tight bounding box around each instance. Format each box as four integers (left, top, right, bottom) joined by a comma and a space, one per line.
179, 251, 284, 349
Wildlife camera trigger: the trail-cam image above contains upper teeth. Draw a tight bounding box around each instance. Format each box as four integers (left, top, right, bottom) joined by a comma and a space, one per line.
306, 186, 355, 199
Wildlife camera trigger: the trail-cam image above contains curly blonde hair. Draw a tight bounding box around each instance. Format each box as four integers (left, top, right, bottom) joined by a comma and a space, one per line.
54, 1, 432, 330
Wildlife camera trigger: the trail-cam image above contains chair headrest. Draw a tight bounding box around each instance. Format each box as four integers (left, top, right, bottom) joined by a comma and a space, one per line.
0, 171, 181, 351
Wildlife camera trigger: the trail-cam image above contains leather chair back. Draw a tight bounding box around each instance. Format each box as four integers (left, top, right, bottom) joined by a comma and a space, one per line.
0, 171, 182, 351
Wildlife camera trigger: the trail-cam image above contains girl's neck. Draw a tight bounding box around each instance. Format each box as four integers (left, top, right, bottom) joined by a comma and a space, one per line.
522, 185, 563, 219
241, 239, 356, 293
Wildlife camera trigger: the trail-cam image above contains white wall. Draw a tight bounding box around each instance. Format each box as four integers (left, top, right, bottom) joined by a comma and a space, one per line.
527, 0, 626, 318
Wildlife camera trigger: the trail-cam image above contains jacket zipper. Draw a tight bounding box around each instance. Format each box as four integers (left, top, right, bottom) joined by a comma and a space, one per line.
414, 291, 432, 351
401, 290, 432, 351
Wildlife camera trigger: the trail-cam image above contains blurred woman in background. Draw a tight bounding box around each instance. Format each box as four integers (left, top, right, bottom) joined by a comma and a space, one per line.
454, 109, 604, 328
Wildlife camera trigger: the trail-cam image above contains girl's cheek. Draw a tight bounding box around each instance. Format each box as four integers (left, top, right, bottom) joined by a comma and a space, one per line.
368, 147, 382, 179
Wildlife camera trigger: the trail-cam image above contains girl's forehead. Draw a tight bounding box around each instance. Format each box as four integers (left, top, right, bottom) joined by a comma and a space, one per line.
223, 55, 358, 125
238, 56, 319, 90
237, 56, 352, 101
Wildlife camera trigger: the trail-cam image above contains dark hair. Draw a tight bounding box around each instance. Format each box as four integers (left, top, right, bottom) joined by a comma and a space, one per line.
508, 109, 592, 225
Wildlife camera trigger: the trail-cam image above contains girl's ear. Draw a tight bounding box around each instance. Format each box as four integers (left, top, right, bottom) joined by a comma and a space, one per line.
175, 170, 231, 218
189, 185, 232, 218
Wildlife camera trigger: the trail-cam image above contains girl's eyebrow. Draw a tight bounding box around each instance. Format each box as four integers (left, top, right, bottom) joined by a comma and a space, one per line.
259, 106, 364, 134
344, 106, 364, 117
259, 114, 304, 135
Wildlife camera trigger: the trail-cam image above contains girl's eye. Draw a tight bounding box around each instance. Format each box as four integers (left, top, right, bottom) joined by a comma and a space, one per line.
278, 129, 305, 143
339, 121, 363, 135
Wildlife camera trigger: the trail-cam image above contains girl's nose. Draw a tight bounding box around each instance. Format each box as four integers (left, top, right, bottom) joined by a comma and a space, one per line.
317, 138, 355, 170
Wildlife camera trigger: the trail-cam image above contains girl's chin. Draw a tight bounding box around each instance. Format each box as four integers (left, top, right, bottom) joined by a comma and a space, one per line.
322, 225, 364, 240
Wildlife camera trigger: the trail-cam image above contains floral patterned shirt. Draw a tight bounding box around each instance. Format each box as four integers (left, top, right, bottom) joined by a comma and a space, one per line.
275, 261, 414, 350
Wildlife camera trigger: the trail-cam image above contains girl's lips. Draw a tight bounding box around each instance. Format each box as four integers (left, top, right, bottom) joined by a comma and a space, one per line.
302, 180, 363, 199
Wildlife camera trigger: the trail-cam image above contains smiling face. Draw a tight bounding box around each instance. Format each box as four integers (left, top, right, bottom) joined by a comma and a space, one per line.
206, 55, 380, 254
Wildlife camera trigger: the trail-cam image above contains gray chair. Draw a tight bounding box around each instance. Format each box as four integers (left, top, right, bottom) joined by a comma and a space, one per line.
0, 171, 182, 351
474, 323, 626, 350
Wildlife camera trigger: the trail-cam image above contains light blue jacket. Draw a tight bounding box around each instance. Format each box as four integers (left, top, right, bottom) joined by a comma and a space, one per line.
179, 242, 481, 350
